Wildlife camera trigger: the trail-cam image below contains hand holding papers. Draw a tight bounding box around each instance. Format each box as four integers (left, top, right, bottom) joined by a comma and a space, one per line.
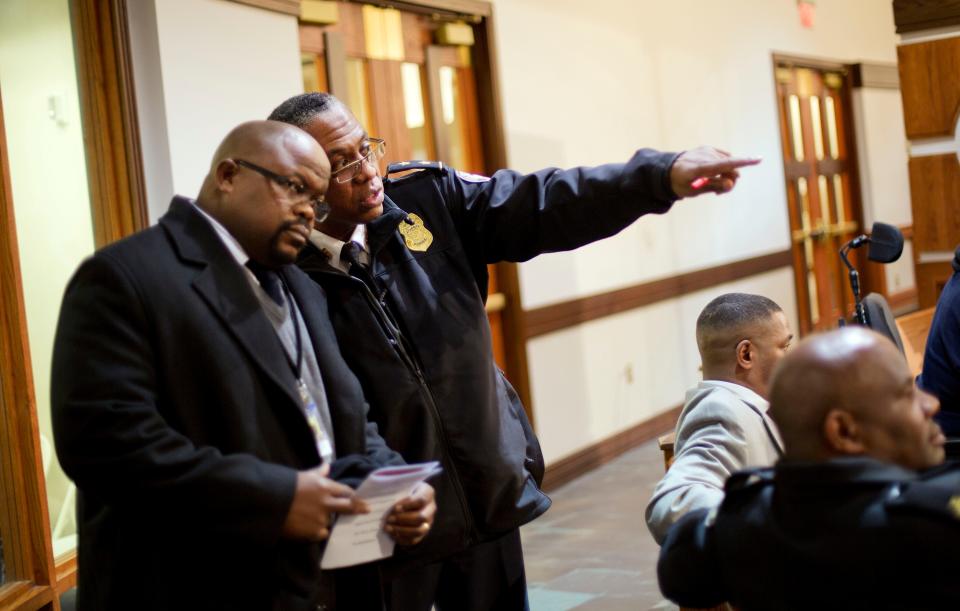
321, 461, 441, 569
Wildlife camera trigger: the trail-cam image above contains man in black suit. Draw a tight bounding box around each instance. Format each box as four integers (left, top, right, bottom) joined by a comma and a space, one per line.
51, 121, 435, 611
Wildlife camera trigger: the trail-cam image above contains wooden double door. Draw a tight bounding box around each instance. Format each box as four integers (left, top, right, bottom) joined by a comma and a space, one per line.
775, 60, 865, 333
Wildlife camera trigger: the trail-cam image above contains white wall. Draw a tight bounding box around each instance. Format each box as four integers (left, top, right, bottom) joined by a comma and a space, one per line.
530, 269, 798, 463
0, 0, 95, 551
493, 0, 899, 307
852, 87, 915, 297
131, 0, 304, 220
490, 0, 905, 461
127, 0, 176, 223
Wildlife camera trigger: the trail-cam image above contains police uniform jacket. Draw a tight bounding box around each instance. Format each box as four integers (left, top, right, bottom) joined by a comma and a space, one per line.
657, 456, 960, 610
297, 149, 681, 566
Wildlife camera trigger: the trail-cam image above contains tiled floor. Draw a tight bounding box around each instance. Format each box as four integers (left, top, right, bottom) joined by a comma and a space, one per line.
521, 438, 677, 611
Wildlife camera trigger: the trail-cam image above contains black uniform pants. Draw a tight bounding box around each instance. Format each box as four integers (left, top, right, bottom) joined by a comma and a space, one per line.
385, 528, 529, 611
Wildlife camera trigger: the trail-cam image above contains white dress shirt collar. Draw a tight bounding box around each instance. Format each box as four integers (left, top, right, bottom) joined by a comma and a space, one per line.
191, 202, 249, 267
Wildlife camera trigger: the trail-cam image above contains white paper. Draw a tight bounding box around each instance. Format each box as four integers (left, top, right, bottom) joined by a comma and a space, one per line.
320, 461, 442, 570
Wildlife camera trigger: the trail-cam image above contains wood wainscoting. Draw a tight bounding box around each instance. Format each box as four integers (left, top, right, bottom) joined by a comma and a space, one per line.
525, 250, 793, 340
894, 0, 960, 35
894, 10, 960, 309
532, 250, 794, 489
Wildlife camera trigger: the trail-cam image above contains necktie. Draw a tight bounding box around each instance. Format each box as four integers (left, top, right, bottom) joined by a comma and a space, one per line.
245, 260, 283, 306
339, 241, 365, 272
340, 241, 378, 290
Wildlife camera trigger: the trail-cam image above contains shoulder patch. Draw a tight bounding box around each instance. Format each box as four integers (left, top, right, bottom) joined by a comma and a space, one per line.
886, 481, 960, 522
725, 467, 773, 493
456, 170, 491, 183
386, 160, 445, 176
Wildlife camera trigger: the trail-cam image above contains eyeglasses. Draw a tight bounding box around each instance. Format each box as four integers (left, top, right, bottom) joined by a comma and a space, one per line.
331, 138, 386, 184
235, 159, 331, 222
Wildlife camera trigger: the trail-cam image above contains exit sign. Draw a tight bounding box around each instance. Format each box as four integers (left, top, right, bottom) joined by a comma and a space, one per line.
799, 0, 816, 29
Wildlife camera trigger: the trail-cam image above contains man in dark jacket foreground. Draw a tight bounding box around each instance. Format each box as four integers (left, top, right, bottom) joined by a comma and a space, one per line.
658, 327, 953, 610
269, 92, 760, 610
52, 121, 434, 610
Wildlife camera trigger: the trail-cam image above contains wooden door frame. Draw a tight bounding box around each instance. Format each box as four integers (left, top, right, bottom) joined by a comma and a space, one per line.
71, 0, 149, 248
0, 1, 145, 607
772, 53, 868, 335
0, 83, 59, 611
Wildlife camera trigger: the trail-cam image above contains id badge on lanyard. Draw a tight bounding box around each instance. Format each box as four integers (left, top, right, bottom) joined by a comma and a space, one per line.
298, 378, 334, 461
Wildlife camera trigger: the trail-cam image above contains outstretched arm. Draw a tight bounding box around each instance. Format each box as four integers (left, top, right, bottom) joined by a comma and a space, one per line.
443, 146, 759, 264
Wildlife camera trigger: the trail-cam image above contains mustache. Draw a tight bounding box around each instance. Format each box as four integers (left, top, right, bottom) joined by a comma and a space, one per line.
280, 217, 311, 232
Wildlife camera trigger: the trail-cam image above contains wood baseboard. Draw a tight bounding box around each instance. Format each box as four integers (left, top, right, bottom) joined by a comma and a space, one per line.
889, 287, 919, 314
541, 404, 682, 491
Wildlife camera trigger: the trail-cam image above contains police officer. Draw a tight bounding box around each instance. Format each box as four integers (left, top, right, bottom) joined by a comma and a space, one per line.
658, 327, 954, 610
268, 92, 759, 611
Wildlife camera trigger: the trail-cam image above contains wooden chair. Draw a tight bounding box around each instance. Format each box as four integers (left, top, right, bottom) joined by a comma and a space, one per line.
658, 432, 676, 471
895, 307, 936, 377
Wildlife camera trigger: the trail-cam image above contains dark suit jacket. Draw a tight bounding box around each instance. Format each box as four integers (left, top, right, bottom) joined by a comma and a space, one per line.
658, 457, 960, 610
51, 197, 401, 611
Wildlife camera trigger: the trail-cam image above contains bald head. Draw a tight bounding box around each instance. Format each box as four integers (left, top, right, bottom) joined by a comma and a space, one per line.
769, 327, 944, 470
201, 120, 329, 195
197, 120, 330, 267
696, 293, 791, 398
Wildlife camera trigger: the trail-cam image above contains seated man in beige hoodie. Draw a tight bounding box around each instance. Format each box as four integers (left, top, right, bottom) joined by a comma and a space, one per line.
646, 293, 792, 544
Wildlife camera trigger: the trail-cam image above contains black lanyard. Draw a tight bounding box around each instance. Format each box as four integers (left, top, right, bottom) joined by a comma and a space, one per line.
278, 278, 303, 382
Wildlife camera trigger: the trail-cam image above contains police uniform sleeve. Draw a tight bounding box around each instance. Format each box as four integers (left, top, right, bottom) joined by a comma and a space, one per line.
439, 148, 681, 263
657, 507, 728, 608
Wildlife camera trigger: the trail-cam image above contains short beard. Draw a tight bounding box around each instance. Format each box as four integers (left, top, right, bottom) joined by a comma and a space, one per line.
265, 217, 311, 267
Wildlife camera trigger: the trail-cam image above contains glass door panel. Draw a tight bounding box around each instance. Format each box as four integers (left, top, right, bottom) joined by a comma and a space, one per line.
0, 0, 96, 560
302, 52, 328, 93
345, 57, 375, 133
400, 62, 433, 161
426, 46, 484, 174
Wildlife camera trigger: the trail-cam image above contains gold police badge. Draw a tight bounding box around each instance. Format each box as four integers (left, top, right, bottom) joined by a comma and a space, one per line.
949, 495, 960, 519
399, 213, 433, 252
